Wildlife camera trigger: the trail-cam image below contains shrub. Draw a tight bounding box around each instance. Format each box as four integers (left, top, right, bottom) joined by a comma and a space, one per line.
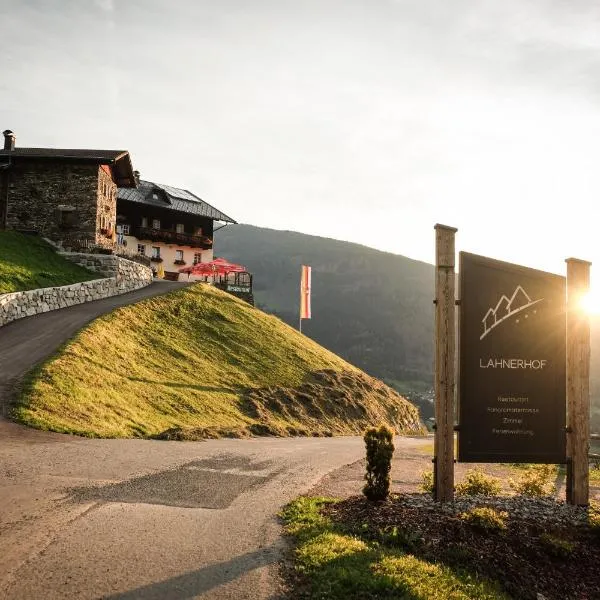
459, 507, 507, 532
589, 463, 600, 485
363, 425, 394, 501
539, 533, 575, 559
376, 525, 423, 552
456, 469, 502, 496
509, 464, 554, 497
420, 470, 434, 494
589, 505, 600, 540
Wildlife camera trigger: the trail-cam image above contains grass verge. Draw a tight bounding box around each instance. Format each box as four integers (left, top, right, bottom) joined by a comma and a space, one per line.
0, 231, 95, 293
280, 497, 510, 600
14, 284, 423, 438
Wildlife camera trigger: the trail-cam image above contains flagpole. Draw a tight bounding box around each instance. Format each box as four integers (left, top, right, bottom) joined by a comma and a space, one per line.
299, 265, 311, 334
299, 267, 302, 333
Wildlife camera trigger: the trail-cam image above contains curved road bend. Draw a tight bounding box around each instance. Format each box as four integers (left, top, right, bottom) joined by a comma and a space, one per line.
0, 280, 187, 415
0, 281, 426, 599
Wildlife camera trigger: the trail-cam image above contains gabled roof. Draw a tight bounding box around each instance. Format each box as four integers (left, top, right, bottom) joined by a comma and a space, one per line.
118, 180, 237, 223
0, 148, 136, 187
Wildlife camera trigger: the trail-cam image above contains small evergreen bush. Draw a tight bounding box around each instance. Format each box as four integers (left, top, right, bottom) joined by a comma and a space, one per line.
376, 525, 423, 552
420, 470, 434, 494
509, 464, 554, 497
363, 425, 395, 501
539, 533, 575, 559
456, 469, 502, 496
589, 505, 600, 540
459, 507, 507, 532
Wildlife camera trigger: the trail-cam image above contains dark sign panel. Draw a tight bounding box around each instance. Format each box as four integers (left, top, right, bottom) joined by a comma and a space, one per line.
459, 252, 566, 463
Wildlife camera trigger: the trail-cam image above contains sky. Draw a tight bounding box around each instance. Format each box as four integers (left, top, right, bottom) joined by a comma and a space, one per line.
2, 0, 600, 275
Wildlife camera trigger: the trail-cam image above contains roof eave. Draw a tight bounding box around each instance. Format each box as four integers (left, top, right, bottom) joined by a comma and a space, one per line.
182, 189, 237, 224
112, 152, 136, 188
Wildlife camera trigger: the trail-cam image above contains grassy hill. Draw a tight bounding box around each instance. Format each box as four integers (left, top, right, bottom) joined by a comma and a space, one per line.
214, 225, 435, 387
0, 231, 95, 294
14, 284, 423, 438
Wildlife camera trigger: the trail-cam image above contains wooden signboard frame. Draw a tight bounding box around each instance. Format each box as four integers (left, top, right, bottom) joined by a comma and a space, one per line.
433, 226, 591, 505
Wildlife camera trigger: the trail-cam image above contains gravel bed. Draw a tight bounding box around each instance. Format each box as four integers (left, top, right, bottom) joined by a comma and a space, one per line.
323, 493, 600, 600
397, 492, 592, 526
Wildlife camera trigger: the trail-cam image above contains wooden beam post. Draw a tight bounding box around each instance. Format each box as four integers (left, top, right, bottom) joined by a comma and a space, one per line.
566, 258, 591, 506
434, 224, 457, 502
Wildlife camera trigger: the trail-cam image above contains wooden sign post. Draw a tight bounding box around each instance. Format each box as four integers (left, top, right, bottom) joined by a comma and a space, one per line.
566, 258, 591, 506
434, 224, 457, 502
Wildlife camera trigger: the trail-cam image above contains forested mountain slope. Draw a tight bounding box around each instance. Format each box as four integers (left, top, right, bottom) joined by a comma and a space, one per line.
215, 224, 434, 385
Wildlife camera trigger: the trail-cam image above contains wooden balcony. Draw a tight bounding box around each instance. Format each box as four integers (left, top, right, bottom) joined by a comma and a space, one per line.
133, 226, 212, 249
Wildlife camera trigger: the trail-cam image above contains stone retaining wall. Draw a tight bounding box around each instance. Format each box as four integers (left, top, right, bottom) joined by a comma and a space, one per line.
0, 255, 153, 328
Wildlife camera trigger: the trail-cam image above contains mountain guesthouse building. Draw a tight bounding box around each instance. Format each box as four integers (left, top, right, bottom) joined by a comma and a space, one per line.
116, 174, 237, 281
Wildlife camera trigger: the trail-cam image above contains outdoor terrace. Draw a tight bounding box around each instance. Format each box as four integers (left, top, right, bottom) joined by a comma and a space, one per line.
134, 226, 212, 249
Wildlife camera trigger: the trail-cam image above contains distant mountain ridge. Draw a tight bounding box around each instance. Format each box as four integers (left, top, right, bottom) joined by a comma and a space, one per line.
214, 224, 435, 386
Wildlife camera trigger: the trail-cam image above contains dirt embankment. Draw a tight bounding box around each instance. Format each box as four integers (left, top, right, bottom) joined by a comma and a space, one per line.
156, 369, 424, 440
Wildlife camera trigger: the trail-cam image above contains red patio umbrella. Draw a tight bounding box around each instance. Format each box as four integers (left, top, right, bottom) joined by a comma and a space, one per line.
178, 257, 247, 276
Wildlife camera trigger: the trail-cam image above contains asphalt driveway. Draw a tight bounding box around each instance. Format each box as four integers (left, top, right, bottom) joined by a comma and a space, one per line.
0, 428, 371, 599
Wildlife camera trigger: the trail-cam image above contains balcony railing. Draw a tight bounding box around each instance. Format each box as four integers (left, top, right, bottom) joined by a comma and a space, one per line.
133, 226, 213, 249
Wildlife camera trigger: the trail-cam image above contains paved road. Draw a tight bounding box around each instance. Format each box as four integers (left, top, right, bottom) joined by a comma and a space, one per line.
0, 428, 377, 599
0, 281, 428, 598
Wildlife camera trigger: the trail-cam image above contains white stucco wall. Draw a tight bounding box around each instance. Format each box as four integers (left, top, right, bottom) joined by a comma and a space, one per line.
123, 235, 214, 281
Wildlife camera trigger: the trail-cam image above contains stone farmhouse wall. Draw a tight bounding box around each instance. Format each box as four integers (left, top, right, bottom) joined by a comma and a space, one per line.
0, 255, 152, 328
3, 161, 116, 250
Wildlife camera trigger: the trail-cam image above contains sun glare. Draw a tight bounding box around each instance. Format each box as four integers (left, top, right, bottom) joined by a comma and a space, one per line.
579, 290, 600, 315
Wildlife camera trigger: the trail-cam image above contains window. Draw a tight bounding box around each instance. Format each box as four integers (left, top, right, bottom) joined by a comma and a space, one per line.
141, 217, 148, 228
137, 244, 146, 255
193, 253, 202, 265
176, 223, 185, 234
175, 250, 184, 262
194, 226, 203, 236
122, 224, 130, 235
151, 246, 161, 259
152, 219, 160, 230
57, 206, 76, 229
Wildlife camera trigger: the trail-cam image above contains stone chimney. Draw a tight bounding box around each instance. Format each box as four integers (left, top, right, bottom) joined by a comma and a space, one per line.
133, 170, 140, 185
2, 130, 15, 151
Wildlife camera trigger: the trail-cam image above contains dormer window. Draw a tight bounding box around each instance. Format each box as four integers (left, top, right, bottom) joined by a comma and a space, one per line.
152, 192, 159, 200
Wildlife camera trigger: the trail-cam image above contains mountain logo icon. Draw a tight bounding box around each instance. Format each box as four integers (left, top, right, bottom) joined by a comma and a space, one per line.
480, 286, 543, 340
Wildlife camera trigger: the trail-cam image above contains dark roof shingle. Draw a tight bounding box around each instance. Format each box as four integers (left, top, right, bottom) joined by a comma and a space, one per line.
118, 180, 237, 223
0, 147, 136, 187
0, 148, 128, 160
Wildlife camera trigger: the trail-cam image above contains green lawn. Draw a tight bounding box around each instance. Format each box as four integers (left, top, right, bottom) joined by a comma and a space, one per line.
14, 284, 421, 438
0, 231, 95, 294
281, 497, 510, 600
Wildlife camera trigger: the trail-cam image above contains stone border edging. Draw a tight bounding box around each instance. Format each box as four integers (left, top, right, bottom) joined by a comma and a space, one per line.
0, 255, 153, 328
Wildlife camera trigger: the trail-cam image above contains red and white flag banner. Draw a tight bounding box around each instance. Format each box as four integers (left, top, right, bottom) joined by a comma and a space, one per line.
300, 265, 312, 320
